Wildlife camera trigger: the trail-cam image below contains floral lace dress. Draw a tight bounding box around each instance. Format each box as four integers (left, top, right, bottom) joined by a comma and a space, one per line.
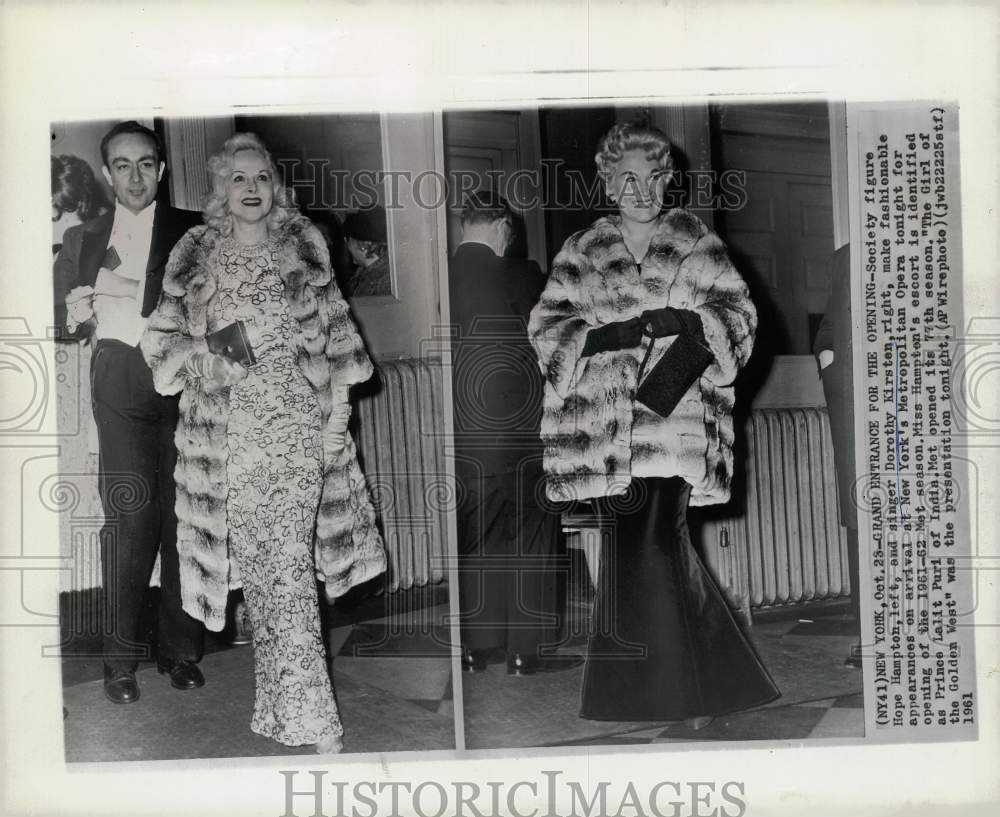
212, 237, 341, 746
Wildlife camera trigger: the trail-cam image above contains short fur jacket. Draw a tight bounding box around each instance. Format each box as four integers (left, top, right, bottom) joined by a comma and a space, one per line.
141, 216, 386, 631
527, 209, 757, 506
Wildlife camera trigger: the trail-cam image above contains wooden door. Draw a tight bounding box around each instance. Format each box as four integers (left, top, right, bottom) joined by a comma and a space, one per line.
443, 110, 547, 270
711, 103, 834, 355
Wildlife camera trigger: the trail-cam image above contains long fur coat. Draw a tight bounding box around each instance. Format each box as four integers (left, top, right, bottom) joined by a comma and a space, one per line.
140, 216, 386, 631
527, 209, 757, 506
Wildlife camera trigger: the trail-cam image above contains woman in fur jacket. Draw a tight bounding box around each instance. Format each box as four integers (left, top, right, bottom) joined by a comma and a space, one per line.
141, 133, 385, 754
528, 121, 778, 726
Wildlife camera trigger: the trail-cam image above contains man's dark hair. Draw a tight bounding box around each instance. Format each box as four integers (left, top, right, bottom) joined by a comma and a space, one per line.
100, 121, 165, 169
460, 189, 513, 230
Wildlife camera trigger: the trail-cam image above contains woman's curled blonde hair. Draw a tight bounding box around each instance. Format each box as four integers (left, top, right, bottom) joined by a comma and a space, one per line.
594, 120, 675, 181
203, 132, 298, 236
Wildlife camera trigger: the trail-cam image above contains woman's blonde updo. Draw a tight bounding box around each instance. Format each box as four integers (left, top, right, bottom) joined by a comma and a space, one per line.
203, 132, 298, 236
594, 120, 675, 182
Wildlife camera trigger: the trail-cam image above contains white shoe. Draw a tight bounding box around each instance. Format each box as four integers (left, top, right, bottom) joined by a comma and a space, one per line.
232, 601, 252, 646
314, 734, 344, 754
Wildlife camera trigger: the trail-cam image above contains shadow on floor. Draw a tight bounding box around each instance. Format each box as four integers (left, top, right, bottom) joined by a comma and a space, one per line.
61, 584, 456, 761
460, 572, 865, 749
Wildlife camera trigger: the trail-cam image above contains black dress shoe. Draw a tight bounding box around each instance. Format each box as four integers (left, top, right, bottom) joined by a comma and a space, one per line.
103, 666, 140, 704
460, 647, 491, 673
507, 653, 585, 676
157, 658, 205, 690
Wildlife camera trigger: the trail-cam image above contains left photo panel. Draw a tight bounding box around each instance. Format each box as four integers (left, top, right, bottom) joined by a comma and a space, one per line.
49, 113, 459, 761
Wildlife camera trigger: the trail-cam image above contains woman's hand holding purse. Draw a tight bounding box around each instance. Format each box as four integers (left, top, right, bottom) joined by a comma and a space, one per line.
185, 350, 248, 392
634, 308, 712, 418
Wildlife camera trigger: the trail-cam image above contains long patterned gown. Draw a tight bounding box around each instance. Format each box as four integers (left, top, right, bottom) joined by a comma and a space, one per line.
211, 237, 342, 746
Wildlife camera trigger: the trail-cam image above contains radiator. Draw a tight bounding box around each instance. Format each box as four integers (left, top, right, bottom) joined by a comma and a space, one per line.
701, 407, 850, 616
353, 358, 448, 591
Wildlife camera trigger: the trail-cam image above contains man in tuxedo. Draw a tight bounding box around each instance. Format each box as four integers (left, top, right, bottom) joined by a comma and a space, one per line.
449, 191, 581, 675
54, 121, 205, 703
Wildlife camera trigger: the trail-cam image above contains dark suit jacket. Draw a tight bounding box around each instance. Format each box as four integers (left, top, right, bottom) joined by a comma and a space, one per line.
814, 244, 856, 529
53, 203, 201, 339
449, 242, 546, 482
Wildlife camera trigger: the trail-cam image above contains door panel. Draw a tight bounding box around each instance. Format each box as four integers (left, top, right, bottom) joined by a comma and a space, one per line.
788, 181, 835, 317
711, 104, 834, 355
443, 146, 505, 260
443, 111, 547, 269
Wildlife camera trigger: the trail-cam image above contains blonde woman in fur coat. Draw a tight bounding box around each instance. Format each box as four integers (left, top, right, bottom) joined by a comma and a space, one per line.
141, 133, 385, 753
528, 121, 778, 726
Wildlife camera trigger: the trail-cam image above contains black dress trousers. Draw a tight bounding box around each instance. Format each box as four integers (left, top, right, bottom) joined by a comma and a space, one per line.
449, 243, 567, 659
455, 455, 567, 657
580, 476, 778, 721
91, 339, 203, 671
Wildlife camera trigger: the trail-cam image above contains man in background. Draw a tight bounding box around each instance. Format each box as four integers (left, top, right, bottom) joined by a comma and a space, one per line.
449, 191, 581, 676
55, 121, 205, 703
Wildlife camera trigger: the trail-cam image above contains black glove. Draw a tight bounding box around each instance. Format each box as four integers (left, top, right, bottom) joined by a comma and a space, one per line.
640, 307, 705, 340
582, 317, 644, 356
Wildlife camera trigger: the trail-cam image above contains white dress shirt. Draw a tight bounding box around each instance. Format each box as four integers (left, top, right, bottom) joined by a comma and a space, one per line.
93, 202, 156, 346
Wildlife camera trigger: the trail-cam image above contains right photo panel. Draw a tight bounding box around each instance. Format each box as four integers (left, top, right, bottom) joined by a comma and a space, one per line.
445, 101, 975, 750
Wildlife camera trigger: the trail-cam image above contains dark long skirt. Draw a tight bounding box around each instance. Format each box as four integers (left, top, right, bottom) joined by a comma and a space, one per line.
580, 477, 779, 721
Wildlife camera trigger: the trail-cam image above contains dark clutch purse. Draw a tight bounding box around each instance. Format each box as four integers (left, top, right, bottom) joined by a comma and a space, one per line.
206, 320, 256, 367
635, 332, 714, 418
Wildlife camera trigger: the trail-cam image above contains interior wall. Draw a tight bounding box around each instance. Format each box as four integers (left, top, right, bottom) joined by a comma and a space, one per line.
350, 113, 446, 360
538, 106, 616, 262
50, 120, 117, 191
162, 117, 235, 211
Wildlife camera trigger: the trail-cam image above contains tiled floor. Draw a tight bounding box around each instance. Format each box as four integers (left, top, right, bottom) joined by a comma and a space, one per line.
61, 566, 865, 760
61, 585, 455, 761
460, 571, 865, 749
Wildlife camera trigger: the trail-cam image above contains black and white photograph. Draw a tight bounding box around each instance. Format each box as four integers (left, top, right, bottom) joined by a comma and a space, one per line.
1, 2, 997, 816
50, 113, 455, 760
448, 102, 865, 749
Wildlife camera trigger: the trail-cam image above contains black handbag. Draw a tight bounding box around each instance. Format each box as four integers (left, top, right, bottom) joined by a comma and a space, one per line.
635, 331, 713, 418
206, 320, 257, 367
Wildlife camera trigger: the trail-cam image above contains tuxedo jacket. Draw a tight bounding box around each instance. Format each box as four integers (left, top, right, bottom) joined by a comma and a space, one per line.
448, 241, 546, 482
53, 203, 201, 338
